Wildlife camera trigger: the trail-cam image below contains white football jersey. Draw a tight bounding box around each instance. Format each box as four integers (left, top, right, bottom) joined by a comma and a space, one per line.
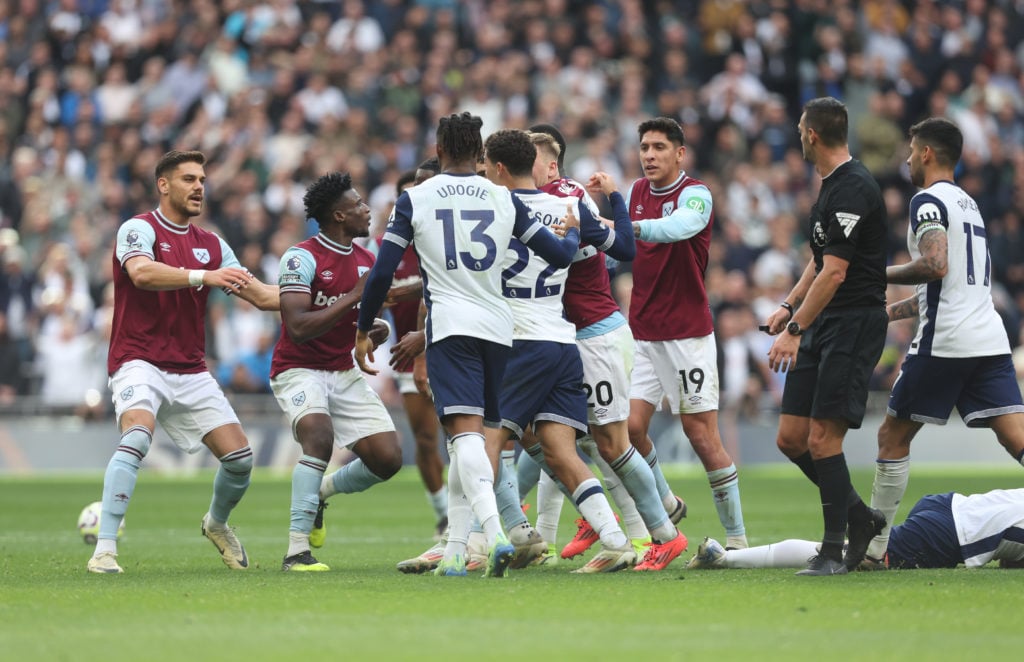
383, 173, 525, 346
952, 489, 1024, 567
906, 182, 1010, 357
501, 190, 578, 344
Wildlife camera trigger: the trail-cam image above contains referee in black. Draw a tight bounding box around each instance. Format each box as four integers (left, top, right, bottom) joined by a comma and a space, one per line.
764, 97, 888, 576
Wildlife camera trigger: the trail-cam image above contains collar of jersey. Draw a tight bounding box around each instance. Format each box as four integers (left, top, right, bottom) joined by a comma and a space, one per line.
821, 157, 853, 180
650, 172, 686, 194
153, 208, 190, 235
315, 233, 353, 255
512, 188, 541, 194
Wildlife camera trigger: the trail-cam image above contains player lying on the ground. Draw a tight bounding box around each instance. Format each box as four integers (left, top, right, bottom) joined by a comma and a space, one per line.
686, 488, 1024, 570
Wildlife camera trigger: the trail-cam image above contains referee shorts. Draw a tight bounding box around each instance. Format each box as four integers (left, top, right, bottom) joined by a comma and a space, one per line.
780, 306, 887, 428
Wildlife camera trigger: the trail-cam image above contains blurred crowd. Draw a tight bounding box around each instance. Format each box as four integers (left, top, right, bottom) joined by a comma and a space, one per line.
2, 0, 1024, 423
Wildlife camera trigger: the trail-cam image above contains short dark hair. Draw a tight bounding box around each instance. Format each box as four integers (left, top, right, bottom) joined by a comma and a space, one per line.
155, 150, 205, 181
638, 117, 685, 146
802, 97, 848, 147
484, 129, 537, 178
436, 112, 484, 165
909, 117, 963, 166
528, 123, 566, 170
395, 169, 416, 196
417, 157, 440, 173
303, 172, 353, 225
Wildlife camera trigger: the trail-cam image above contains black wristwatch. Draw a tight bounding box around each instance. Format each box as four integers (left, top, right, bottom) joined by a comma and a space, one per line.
786, 320, 804, 336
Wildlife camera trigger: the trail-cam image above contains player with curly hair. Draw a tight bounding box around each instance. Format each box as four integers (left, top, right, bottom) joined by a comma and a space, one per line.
269, 171, 400, 571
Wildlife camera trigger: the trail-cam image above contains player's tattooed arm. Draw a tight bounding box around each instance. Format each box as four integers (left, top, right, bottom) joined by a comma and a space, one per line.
886, 296, 919, 322
887, 228, 948, 285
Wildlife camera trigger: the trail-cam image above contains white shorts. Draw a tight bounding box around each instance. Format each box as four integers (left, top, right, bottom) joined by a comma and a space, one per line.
271, 367, 396, 448
108, 360, 240, 454
394, 371, 433, 398
577, 324, 634, 425
630, 335, 720, 414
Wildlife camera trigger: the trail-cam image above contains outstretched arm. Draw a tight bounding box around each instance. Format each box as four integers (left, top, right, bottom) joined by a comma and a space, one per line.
632, 184, 713, 243
512, 194, 580, 268
354, 241, 405, 375
887, 229, 948, 285
581, 172, 635, 261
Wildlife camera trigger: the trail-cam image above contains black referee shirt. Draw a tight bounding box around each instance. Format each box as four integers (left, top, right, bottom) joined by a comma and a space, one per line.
808, 158, 887, 310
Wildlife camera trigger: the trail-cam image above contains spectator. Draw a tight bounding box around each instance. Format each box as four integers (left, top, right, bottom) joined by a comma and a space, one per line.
326, 0, 385, 55
0, 0, 1019, 427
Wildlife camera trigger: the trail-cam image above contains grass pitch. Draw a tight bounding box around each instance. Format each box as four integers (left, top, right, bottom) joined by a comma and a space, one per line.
1, 464, 1022, 661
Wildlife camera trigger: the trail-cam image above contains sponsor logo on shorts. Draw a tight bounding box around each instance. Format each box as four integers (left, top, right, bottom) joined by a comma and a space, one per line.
292, 392, 306, 406
688, 395, 702, 405
192, 248, 211, 264
120, 387, 134, 401
595, 407, 608, 417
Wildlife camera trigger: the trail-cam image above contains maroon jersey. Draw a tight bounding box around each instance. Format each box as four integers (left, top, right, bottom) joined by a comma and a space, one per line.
108, 210, 227, 375
540, 178, 622, 330
376, 236, 420, 373
271, 234, 375, 377
628, 175, 714, 341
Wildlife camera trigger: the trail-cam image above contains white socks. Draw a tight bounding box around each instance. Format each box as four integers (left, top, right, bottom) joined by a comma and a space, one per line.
723, 539, 821, 568
868, 456, 910, 559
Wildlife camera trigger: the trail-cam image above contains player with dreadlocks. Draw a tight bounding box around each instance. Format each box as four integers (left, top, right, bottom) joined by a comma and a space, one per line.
354, 112, 582, 577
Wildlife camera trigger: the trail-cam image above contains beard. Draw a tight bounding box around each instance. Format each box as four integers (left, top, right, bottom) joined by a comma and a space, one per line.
909, 163, 923, 188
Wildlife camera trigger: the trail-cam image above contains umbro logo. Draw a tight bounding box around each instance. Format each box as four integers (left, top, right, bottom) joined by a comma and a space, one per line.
835, 212, 860, 238
160, 242, 172, 252
114, 492, 130, 503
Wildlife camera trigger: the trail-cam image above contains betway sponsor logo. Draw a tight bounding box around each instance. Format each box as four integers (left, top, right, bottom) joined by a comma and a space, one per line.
314, 291, 348, 307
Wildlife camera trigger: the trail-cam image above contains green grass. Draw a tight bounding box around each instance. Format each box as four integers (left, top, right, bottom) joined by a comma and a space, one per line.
1, 465, 1022, 661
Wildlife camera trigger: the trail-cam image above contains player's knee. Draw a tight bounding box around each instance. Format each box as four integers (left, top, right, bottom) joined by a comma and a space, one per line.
375, 448, 403, 480
297, 423, 334, 461
775, 433, 804, 458
220, 446, 253, 475
118, 426, 152, 460
367, 436, 403, 479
